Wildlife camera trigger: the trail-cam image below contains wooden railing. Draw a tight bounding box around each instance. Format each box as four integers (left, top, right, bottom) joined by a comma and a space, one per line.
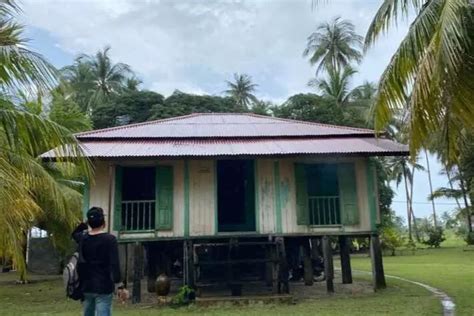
308, 196, 341, 225
121, 200, 155, 231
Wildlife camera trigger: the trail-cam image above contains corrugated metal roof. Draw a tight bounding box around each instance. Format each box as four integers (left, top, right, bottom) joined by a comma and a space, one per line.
76, 113, 375, 139
43, 137, 408, 158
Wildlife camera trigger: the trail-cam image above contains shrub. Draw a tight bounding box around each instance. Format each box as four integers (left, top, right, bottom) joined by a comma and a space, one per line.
464, 232, 474, 245
171, 285, 195, 306
380, 226, 404, 256
422, 227, 446, 248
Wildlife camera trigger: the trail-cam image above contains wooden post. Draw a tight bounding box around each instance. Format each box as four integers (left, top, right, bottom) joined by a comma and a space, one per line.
184, 240, 195, 289
145, 244, 157, 293
339, 236, 352, 284
370, 234, 386, 290
227, 239, 242, 296
271, 244, 279, 294
322, 236, 334, 293
265, 247, 273, 286
132, 243, 143, 304
310, 237, 321, 259
276, 237, 289, 294
301, 240, 313, 286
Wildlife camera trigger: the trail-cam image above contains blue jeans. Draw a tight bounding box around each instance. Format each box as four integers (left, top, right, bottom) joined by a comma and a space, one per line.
83, 293, 113, 316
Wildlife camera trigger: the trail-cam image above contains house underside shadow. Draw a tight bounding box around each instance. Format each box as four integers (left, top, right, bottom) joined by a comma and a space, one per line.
119, 234, 386, 302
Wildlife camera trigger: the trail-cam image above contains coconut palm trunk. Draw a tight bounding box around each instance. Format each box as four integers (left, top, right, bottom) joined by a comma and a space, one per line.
445, 166, 462, 209
402, 167, 413, 241
424, 150, 437, 226
409, 165, 420, 242
459, 175, 473, 233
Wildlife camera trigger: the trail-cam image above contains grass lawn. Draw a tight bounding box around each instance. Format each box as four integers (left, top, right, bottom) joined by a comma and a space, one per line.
0, 273, 439, 316
351, 245, 474, 316
3, 239, 472, 315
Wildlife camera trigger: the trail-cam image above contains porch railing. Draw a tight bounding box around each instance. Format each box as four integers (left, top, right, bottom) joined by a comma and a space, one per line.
121, 200, 155, 231
308, 196, 341, 225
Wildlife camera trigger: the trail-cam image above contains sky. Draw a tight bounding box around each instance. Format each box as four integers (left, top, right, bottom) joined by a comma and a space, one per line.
20, 0, 460, 223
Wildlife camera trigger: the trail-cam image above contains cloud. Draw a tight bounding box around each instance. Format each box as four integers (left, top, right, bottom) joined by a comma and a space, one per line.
22, 0, 409, 100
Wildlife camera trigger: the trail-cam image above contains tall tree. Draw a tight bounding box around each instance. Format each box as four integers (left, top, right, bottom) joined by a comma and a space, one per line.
224, 73, 258, 109
308, 65, 357, 107
60, 60, 95, 112
424, 150, 438, 227
386, 156, 424, 241
303, 17, 363, 74
0, 1, 90, 280
366, 0, 474, 163
92, 90, 164, 129
61, 46, 131, 113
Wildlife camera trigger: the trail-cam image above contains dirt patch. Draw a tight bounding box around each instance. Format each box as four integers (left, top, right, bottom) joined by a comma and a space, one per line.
139, 271, 374, 305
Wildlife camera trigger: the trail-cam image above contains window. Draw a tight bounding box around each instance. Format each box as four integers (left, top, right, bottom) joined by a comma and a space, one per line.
306, 164, 341, 225
295, 163, 359, 226
114, 165, 174, 232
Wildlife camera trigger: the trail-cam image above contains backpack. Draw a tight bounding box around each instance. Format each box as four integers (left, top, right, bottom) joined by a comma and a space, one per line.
63, 232, 88, 300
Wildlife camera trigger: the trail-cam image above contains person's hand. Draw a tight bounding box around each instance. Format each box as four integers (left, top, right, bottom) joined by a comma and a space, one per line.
117, 288, 129, 304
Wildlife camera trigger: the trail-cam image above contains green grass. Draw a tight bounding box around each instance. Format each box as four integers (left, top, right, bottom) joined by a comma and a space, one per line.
4, 240, 473, 315
0, 273, 439, 316
351, 246, 474, 316
0, 274, 441, 316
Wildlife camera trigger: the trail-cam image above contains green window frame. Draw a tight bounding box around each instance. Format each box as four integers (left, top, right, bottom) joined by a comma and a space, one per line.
295, 163, 359, 226
113, 165, 174, 232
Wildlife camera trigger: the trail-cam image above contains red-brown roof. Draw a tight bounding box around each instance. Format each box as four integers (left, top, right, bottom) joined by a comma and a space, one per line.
67, 138, 407, 158
44, 113, 408, 158
76, 113, 375, 139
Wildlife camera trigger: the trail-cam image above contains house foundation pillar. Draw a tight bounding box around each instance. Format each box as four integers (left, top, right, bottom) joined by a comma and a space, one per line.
301, 239, 313, 286
322, 236, 334, 293
183, 240, 195, 289
370, 234, 386, 290
276, 237, 289, 294
132, 242, 143, 304
339, 236, 352, 284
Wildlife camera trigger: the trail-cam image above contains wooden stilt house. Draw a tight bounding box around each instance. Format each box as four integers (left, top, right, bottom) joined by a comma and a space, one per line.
46, 113, 407, 298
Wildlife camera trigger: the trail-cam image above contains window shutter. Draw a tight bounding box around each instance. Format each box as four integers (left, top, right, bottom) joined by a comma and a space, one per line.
295, 163, 309, 225
338, 163, 359, 225
113, 166, 123, 231
156, 165, 174, 230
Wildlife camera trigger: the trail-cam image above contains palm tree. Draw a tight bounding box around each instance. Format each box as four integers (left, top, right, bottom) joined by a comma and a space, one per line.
351, 81, 377, 101
308, 65, 357, 107
365, 0, 474, 163
60, 60, 95, 112
225, 73, 258, 109
429, 168, 472, 233
0, 3, 56, 94
251, 100, 273, 116
62, 46, 131, 113
0, 1, 91, 280
423, 150, 437, 226
386, 156, 425, 241
303, 17, 363, 74
125, 76, 142, 91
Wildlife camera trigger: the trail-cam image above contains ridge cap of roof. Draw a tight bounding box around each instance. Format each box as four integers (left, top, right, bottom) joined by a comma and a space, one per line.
243, 112, 374, 133
75, 112, 375, 138
75, 113, 201, 137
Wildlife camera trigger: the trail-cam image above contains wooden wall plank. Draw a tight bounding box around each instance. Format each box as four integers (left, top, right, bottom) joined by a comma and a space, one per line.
189, 160, 215, 236
256, 159, 275, 233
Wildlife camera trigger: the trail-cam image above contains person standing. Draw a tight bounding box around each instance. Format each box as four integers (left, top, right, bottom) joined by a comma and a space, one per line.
72, 207, 122, 316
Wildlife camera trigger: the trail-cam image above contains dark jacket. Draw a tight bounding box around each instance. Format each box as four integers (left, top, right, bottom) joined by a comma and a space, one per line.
72, 223, 121, 295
